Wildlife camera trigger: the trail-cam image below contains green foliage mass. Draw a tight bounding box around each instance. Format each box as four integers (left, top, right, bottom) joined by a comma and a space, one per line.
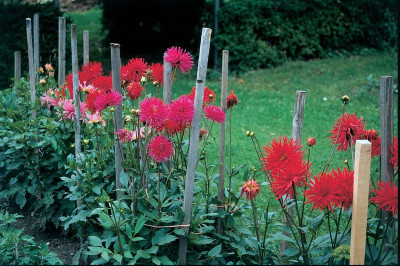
207, 0, 398, 72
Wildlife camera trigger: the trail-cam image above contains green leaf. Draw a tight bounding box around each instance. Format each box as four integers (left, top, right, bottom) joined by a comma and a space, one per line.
113, 254, 123, 263
135, 216, 147, 235
101, 252, 109, 261
146, 245, 159, 254
124, 250, 134, 259
151, 256, 161, 265
16, 191, 26, 208
208, 244, 222, 257
152, 229, 178, 246
120, 171, 129, 188
159, 256, 174, 265
88, 236, 103, 247
137, 249, 151, 259
98, 212, 114, 228
282, 247, 299, 257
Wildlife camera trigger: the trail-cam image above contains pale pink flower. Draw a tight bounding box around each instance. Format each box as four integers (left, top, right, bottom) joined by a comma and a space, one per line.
40, 89, 57, 107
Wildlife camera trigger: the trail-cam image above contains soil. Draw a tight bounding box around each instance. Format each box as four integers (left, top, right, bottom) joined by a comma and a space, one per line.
0, 198, 81, 265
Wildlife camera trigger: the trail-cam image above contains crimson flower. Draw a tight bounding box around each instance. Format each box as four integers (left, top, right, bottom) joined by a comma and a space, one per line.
94, 90, 123, 112
270, 160, 310, 200
149, 63, 165, 86
304, 171, 341, 213
168, 94, 194, 127
227, 90, 238, 109
240, 178, 261, 201
147, 135, 174, 163
189, 86, 216, 106
121, 58, 148, 85
62, 73, 74, 99
331, 167, 354, 210
92, 75, 113, 93
126, 82, 143, 101
204, 105, 226, 124
80, 61, 103, 84
370, 181, 398, 216
85, 89, 103, 113
389, 137, 398, 169
360, 129, 381, 157
139, 97, 168, 129
329, 113, 365, 151
261, 136, 304, 176
160, 119, 190, 136
163, 46, 194, 73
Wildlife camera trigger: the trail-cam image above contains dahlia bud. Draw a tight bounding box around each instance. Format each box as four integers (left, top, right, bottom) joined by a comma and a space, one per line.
246, 131, 250, 136
140, 76, 147, 84
250, 131, 254, 137
70, 144, 75, 148
153, 81, 159, 86
344, 159, 348, 164
124, 115, 132, 123
39, 79, 46, 84
83, 139, 89, 144
209, 94, 214, 100
341, 95, 350, 104
110, 107, 115, 112
37, 67, 44, 74
307, 137, 316, 147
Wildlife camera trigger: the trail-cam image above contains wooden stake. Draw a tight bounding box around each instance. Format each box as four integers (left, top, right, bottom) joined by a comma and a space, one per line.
33, 13, 39, 74
380, 76, 394, 184
111, 43, 123, 200
26, 18, 36, 118
71, 24, 81, 159
178, 28, 212, 265
58, 17, 66, 86
217, 50, 228, 234
280, 90, 306, 254
350, 140, 372, 265
163, 54, 172, 103
83, 30, 89, 65
14, 51, 21, 81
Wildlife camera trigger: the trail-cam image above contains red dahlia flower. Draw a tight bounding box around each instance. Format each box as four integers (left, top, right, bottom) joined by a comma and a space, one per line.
304, 171, 341, 213
240, 178, 261, 201
147, 135, 174, 163
261, 136, 304, 176
227, 90, 238, 109
168, 95, 194, 126
270, 160, 311, 200
94, 90, 123, 112
389, 137, 398, 169
204, 105, 226, 124
331, 167, 354, 210
189, 86, 216, 106
139, 97, 168, 129
121, 58, 148, 85
370, 181, 398, 216
163, 46, 194, 73
329, 113, 365, 151
149, 63, 165, 86
360, 129, 381, 157
92, 75, 113, 93
80, 61, 103, 84
126, 82, 143, 101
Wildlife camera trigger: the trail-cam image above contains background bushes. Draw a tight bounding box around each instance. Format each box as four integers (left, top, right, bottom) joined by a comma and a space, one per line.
209, 0, 398, 72
0, 1, 68, 90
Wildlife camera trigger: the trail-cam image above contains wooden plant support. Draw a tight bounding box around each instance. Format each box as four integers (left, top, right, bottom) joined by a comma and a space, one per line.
33, 13, 39, 75
58, 17, 66, 86
26, 18, 36, 118
280, 90, 306, 254
163, 54, 172, 103
83, 30, 89, 65
380, 76, 394, 184
178, 28, 212, 265
71, 24, 81, 159
217, 50, 228, 234
111, 43, 123, 200
14, 51, 21, 81
350, 140, 372, 265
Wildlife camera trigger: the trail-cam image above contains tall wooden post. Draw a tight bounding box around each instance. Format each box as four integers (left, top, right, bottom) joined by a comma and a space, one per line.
280, 90, 306, 255
380, 76, 394, 184
163, 54, 172, 103
58, 17, 66, 86
26, 18, 36, 118
83, 30, 89, 65
71, 24, 81, 158
217, 50, 228, 234
33, 13, 39, 74
111, 43, 123, 200
178, 28, 212, 265
350, 140, 371, 265
14, 51, 21, 81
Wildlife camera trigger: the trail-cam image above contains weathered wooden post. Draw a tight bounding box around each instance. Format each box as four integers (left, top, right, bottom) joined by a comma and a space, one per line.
217, 50, 228, 234
58, 17, 66, 86
178, 28, 212, 265
350, 140, 371, 265
111, 43, 123, 200
14, 51, 21, 81
33, 13, 39, 74
26, 18, 36, 118
280, 90, 306, 255
71, 24, 81, 159
83, 30, 89, 65
163, 54, 172, 103
380, 76, 394, 184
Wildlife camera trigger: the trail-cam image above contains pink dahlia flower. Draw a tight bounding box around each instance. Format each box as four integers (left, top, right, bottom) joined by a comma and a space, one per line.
147, 135, 174, 163
139, 97, 168, 129
204, 105, 226, 124
163, 46, 194, 73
